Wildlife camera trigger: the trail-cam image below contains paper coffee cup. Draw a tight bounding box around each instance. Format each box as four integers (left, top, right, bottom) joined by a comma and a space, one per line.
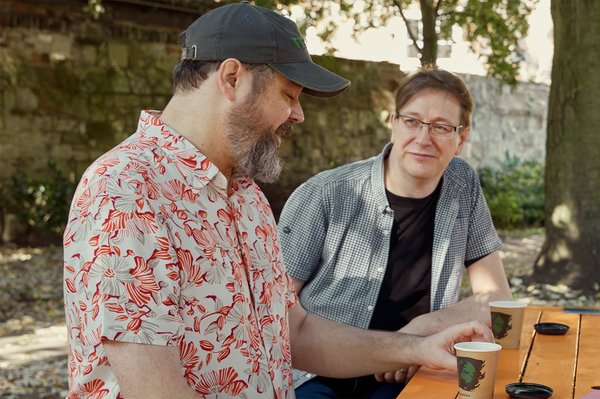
489, 301, 527, 349
454, 342, 502, 399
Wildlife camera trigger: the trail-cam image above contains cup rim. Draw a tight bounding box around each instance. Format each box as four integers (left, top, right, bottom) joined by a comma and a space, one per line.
454, 342, 502, 352
489, 300, 528, 308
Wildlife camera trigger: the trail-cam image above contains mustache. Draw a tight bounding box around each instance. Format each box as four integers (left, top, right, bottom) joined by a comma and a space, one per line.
276, 121, 294, 137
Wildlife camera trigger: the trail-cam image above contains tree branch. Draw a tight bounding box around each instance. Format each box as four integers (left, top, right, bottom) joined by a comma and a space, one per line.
393, 0, 421, 53
433, 0, 442, 17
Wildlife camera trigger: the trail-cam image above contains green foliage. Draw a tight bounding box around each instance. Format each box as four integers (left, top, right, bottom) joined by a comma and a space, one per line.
452, 0, 535, 85
5, 161, 76, 244
259, 0, 537, 85
478, 155, 544, 230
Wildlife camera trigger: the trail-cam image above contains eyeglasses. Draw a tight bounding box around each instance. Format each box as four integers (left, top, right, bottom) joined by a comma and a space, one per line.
395, 114, 463, 138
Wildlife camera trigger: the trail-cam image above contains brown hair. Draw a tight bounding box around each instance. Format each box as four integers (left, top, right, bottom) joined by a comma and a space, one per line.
171, 32, 274, 95
394, 66, 474, 127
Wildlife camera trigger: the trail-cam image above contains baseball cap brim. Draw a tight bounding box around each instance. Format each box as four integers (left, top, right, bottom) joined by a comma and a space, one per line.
270, 62, 350, 98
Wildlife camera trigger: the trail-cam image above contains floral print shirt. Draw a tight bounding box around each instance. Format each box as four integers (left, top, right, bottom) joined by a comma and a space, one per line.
64, 111, 297, 398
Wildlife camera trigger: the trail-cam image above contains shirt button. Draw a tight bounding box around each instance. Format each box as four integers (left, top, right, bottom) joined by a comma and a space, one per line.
367, 305, 374, 311
377, 267, 384, 273
282, 226, 291, 234
305, 373, 313, 378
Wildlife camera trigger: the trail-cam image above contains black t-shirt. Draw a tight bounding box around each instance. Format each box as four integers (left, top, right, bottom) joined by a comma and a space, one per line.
311, 182, 444, 397
368, 181, 442, 331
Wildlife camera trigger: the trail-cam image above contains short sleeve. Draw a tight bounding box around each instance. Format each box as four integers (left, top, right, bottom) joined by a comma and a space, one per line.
64, 175, 183, 348
278, 181, 328, 282
283, 270, 299, 311
465, 176, 503, 262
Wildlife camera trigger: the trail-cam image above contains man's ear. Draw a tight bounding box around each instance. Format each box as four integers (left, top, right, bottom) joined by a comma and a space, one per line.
389, 112, 396, 125
217, 58, 245, 102
389, 112, 397, 143
455, 126, 471, 155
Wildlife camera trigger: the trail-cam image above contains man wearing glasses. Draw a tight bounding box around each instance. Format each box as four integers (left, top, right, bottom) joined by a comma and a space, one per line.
278, 67, 512, 398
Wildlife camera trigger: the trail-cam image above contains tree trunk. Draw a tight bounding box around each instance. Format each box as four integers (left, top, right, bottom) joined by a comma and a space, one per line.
533, 0, 600, 293
419, 0, 438, 66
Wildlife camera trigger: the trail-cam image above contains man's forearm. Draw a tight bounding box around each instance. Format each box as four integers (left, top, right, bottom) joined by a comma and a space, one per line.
291, 312, 421, 377
289, 309, 493, 377
404, 290, 512, 336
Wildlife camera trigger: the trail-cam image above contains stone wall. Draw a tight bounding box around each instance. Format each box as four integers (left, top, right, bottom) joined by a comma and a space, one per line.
462, 74, 548, 170
0, 0, 548, 241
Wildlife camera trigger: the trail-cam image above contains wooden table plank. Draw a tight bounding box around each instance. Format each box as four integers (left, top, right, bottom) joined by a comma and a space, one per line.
575, 315, 600, 398
492, 349, 520, 398
518, 306, 544, 379
520, 310, 579, 399
396, 367, 457, 399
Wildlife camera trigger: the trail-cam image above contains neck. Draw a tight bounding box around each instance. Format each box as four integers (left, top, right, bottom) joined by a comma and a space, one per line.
160, 89, 235, 180
384, 158, 442, 199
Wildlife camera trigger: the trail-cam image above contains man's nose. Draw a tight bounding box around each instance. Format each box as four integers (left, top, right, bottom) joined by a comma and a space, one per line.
414, 123, 433, 144
290, 101, 304, 124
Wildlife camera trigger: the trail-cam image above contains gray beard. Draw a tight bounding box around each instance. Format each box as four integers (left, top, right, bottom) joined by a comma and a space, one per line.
225, 103, 292, 184
235, 130, 282, 183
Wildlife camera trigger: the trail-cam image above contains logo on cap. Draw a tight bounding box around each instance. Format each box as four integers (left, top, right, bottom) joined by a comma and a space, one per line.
291, 37, 307, 49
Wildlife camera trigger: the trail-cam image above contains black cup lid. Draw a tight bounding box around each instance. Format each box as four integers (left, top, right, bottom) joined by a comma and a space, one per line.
534, 322, 569, 335
506, 382, 553, 398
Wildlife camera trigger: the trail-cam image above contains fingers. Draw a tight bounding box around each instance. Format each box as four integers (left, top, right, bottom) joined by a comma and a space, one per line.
374, 368, 412, 384
392, 370, 404, 383
384, 370, 397, 383
450, 320, 494, 344
418, 321, 495, 372
406, 365, 420, 380
468, 320, 494, 342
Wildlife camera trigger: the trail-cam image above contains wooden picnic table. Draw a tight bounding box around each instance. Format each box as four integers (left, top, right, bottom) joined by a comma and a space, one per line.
397, 306, 600, 399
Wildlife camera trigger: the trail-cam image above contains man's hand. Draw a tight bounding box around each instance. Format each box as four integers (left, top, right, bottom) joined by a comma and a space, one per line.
415, 320, 493, 371
371, 314, 445, 384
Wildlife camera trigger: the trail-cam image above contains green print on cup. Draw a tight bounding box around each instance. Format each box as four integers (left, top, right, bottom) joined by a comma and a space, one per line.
491, 311, 512, 339
458, 356, 486, 391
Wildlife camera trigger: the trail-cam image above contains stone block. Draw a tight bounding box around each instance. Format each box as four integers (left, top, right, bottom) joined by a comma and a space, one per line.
110, 73, 132, 94
80, 45, 98, 65
129, 75, 152, 95
73, 149, 92, 162
50, 144, 73, 160
108, 42, 129, 69
14, 88, 38, 112
1, 89, 16, 114
55, 118, 77, 133
49, 34, 73, 60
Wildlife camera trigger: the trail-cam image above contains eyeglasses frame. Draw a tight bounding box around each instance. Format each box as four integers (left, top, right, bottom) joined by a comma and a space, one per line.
394, 113, 464, 138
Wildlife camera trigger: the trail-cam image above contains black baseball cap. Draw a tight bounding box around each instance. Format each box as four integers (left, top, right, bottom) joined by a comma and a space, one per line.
181, 1, 350, 97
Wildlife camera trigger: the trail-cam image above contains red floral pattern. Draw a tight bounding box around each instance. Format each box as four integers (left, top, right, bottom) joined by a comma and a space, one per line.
64, 111, 297, 398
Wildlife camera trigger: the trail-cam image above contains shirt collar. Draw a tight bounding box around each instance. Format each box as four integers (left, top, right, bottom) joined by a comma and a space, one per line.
137, 110, 231, 194
371, 143, 393, 212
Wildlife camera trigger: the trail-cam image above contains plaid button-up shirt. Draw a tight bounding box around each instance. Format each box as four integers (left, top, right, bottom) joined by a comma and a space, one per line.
278, 143, 502, 388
